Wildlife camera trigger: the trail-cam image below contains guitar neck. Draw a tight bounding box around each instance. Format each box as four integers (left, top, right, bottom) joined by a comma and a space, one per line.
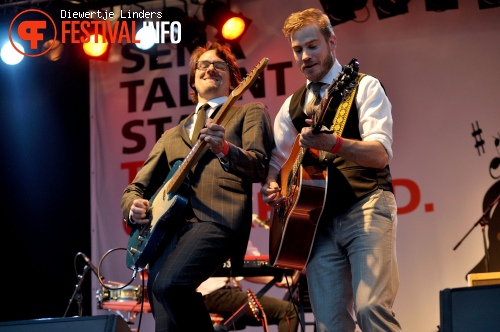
166, 139, 206, 193
262, 317, 269, 332
166, 92, 240, 194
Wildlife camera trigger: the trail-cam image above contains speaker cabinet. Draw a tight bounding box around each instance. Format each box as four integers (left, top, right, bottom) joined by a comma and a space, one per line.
440, 284, 500, 332
0, 314, 131, 332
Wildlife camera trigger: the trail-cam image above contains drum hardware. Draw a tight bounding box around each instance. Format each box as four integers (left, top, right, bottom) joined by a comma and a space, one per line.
96, 279, 151, 324
89, 247, 152, 325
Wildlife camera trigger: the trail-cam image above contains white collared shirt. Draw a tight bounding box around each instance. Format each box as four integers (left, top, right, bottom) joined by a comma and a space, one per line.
186, 96, 228, 140
269, 59, 394, 173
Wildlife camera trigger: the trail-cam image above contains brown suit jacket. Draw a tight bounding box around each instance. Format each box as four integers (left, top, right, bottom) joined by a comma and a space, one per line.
121, 101, 274, 263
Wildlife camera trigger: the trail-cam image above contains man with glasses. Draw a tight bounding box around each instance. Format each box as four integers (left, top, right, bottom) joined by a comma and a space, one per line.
122, 41, 274, 331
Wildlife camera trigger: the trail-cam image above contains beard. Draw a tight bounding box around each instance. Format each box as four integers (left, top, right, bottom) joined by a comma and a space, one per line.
301, 44, 335, 82
302, 52, 334, 82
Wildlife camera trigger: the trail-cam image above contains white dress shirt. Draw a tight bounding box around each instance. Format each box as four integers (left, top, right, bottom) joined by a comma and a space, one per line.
269, 59, 394, 173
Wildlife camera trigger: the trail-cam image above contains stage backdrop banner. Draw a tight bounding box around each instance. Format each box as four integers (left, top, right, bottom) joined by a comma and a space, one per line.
90, 1, 500, 331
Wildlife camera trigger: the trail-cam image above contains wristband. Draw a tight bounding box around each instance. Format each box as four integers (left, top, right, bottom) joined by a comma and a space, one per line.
216, 141, 230, 158
330, 135, 343, 154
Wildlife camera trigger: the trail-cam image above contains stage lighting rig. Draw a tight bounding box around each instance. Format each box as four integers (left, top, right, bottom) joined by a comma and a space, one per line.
320, 0, 368, 26
373, 0, 410, 19
425, 0, 458, 11
202, 0, 251, 42
83, 33, 110, 60
478, 0, 500, 9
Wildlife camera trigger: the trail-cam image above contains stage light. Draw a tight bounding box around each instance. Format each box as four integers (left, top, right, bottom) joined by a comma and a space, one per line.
181, 16, 207, 52
373, 0, 410, 19
320, 0, 368, 26
1, 41, 24, 65
83, 34, 108, 58
478, 0, 500, 9
425, 0, 458, 11
202, 0, 251, 42
42, 39, 64, 61
135, 25, 157, 50
221, 16, 245, 40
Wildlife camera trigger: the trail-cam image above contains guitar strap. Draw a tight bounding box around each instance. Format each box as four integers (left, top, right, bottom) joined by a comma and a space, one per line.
319, 73, 365, 163
330, 73, 366, 135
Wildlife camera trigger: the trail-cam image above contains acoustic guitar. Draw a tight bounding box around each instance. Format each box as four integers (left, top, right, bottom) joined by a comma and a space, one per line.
269, 59, 360, 270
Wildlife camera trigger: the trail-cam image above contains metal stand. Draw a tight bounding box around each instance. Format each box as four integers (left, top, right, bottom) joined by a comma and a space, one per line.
63, 265, 90, 317
453, 193, 500, 273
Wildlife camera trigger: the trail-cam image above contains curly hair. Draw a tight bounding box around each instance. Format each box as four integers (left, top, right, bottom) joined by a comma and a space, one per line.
282, 8, 335, 43
188, 42, 242, 104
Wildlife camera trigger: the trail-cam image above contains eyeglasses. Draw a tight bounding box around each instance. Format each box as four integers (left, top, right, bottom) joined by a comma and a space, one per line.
196, 60, 229, 71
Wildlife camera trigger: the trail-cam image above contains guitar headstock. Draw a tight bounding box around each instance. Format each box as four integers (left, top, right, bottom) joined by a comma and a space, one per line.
231, 57, 269, 98
247, 289, 266, 323
326, 58, 360, 100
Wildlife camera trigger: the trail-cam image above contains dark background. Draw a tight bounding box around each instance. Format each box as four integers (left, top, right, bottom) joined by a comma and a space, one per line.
0, 31, 93, 321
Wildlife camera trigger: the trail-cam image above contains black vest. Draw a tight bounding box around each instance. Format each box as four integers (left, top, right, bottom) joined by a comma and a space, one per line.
289, 79, 393, 217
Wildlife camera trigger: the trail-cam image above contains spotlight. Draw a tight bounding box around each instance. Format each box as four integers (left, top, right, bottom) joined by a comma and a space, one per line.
202, 0, 251, 42
135, 25, 157, 50
425, 0, 458, 11
83, 34, 109, 59
42, 39, 64, 61
373, 0, 410, 19
478, 0, 500, 9
1, 41, 24, 65
320, 0, 368, 26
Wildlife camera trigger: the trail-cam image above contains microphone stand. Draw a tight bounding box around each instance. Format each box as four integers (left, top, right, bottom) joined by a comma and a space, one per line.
63, 265, 90, 317
453, 193, 500, 273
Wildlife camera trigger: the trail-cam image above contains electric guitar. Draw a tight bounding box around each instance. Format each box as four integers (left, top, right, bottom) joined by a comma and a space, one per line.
248, 289, 269, 332
126, 57, 270, 271
269, 59, 360, 270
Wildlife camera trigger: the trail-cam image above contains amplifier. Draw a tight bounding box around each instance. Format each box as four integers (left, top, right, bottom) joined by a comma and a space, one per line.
440, 284, 500, 332
0, 315, 131, 332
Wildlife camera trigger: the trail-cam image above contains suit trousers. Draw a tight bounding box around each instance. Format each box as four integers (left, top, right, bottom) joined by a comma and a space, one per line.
147, 219, 236, 332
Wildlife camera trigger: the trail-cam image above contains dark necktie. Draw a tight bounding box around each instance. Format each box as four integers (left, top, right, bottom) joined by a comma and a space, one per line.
191, 103, 210, 144
306, 82, 326, 118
